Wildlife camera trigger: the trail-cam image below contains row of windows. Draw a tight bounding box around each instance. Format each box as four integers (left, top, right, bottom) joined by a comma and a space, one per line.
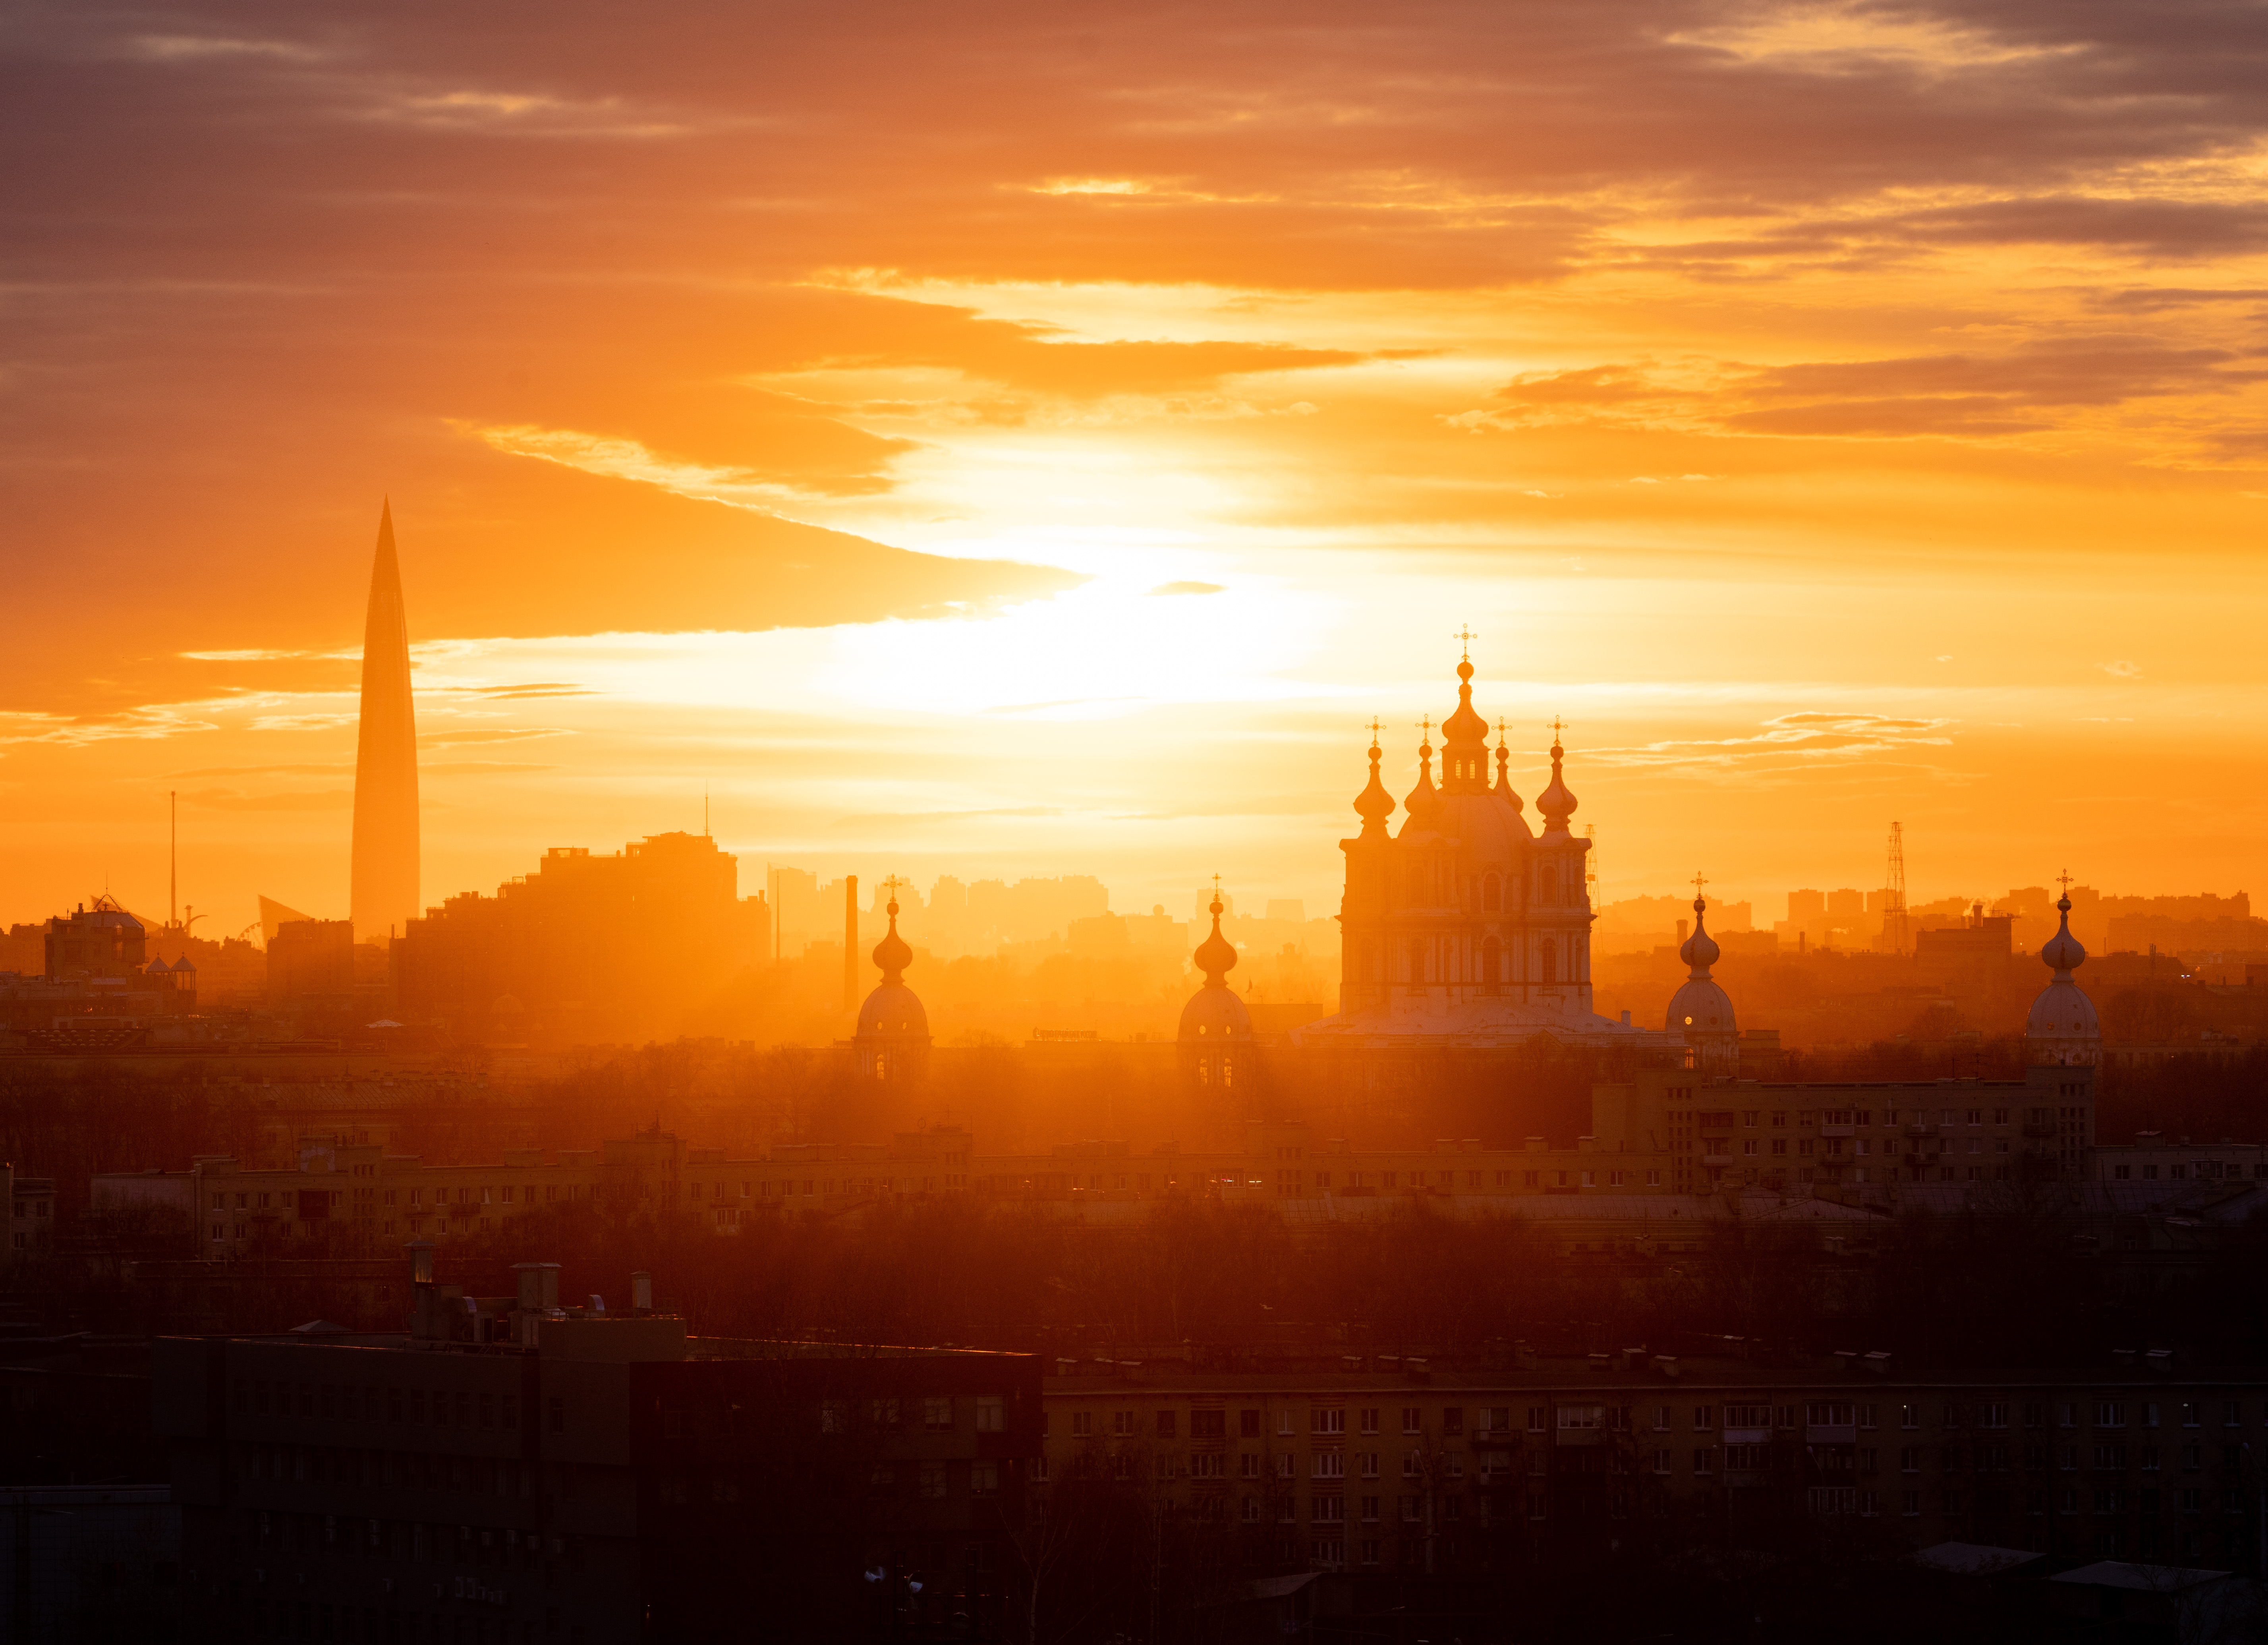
2110, 1161, 2268, 1181
1046, 1400, 2268, 1443
1054, 1406, 1514, 1440
234, 1379, 536, 1432
1673, 1104, 2057, 1131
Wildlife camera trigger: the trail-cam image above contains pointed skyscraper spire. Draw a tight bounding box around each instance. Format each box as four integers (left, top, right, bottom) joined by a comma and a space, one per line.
350, 501, 420, 941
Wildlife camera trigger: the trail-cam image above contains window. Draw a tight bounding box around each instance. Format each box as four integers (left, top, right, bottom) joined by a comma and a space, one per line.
1113, 1410, 1135, 1437
1359, 1409, 1379, 1436
1313, 1409, 1345, 1435
1402, 1409, 1423, 1434
1314, 1454, 1345, 1479
925, 1397, 953, 1432
1240, 1410, 1262, 1438
1442, 1409, 1463, 1435
1157, 1411, 1178, 1439
1072, 1412, 1092, 1437
1190, 1409, 1224, 1440
976, 1397, 1005, 1433
970, 1461, 999, 1497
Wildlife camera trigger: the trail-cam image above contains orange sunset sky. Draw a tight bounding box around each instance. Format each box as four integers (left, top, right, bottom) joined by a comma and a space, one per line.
5, 1, 2268, 937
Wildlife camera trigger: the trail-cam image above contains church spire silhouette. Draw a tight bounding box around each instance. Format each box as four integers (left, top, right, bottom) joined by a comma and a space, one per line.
350, 501, 419, 941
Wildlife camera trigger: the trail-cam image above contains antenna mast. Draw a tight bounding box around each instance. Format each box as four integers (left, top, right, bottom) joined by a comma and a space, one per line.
1884, 821, 1909, 955
169, 790, 177, 931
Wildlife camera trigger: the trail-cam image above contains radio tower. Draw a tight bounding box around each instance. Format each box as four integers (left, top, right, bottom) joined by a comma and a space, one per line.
1884, 821, 1910, 955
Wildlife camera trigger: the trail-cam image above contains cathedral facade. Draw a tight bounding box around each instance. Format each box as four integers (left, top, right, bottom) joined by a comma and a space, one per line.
1294, 655, 1649, 1052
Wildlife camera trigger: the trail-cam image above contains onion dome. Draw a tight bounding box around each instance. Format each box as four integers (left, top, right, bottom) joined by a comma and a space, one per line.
1677, 892, 1721, 973
1192, 891, 1238, 986
1404, 719, 1439, 822
1180, 889, 1253, 1042
1439, 654, 1491, 793
1665, 893, 1738, 1065
871, 892, 913, 986
2040, 893, 2086, 977
856, 889, 929, 1041
1353, 726, 1395, 836
2025, 890, 2099, 1065
1493, 720, 1524, 814
1536, 722, 1578, 835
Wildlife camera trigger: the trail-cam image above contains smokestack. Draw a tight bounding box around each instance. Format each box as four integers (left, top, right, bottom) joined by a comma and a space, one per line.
844, 874, 859, 1010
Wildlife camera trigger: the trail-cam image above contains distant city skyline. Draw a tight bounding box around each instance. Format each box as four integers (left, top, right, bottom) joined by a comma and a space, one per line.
5, 4, 2264, 952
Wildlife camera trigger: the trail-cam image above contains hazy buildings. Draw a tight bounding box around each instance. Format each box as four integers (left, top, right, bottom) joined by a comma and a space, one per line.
350, 502, 420, 944
391, 831, 768, 1046
266, 918, 355, 1008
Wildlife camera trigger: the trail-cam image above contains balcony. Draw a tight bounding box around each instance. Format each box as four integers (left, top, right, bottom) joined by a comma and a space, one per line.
1806, 1424, 1858, 1445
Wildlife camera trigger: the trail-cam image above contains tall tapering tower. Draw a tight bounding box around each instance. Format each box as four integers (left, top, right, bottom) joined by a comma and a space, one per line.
350, 501, 420, 941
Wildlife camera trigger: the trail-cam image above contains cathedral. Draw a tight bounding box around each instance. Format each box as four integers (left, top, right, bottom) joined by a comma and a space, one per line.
848, 648, 2103, 1110
1292, 652, 1651, 1052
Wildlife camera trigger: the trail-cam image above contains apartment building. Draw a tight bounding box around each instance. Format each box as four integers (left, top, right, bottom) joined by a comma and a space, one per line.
1036, 1348, 2268, 1577
5, 1163, 56, 1258
1598, 1064, 2098, 1194
153, 1255, 1042, 1642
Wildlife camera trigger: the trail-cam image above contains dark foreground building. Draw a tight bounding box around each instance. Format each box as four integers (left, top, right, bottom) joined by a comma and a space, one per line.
155, 1253, 1039, 1642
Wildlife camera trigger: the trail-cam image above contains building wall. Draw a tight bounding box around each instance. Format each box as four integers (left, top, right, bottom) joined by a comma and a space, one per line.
1598, 1065, 2097, 1193
1038, 1364, 2268, 1575
153, 1332, 1041, 1641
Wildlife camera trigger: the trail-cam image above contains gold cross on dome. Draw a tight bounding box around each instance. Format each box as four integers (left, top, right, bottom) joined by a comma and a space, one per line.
1416, 715, 1434, 744
2057, 868, 2074, 896
1692, 872, 1708, 899
1453, 626, 1478, 658
1366, 717, 1383, 743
